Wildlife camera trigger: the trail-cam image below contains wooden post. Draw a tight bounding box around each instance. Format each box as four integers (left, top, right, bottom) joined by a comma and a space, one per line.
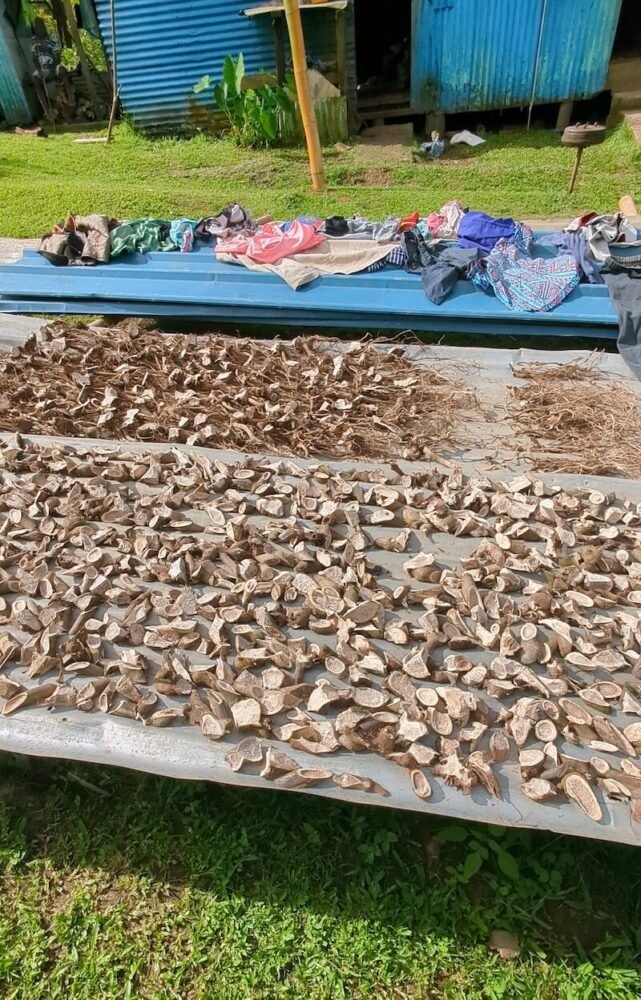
282, 0, 326, 192
335, 9, 346, 95
272, 15, 286, 86
556, 100, 573, 132
61, 0, 102, 118
568, 146, 583, 194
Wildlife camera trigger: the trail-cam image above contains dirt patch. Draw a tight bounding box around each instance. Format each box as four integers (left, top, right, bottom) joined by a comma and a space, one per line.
360, 168, 394, 186
355, 124, 414, 166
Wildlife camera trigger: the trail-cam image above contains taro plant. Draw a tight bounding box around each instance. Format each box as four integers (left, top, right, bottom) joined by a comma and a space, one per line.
193, 53, 295, 148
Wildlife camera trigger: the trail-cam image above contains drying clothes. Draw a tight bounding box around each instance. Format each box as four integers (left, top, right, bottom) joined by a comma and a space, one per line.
31, 32, 61, 82
216, 220, 324, 265
603, 271, 641, 382
365, 245, 408, 273
601, 243, 641, 274
420, 245, 480, 304
320, 215, 401, 243
169, 218, 198, 253
402, 229, 479, 304
402, 227, 433, 272
38, 213, 114, 266
565, 212, 641, 264
424, 199, 465, 240
323, 215, 349, 236
399, 211, 420, 233
194, 204, 255, 241
217, 238, 394, 290
471, 238, 580, 312
458, 211, 516, 253
536, 231, 604, 285
110, 219, 174, 257
281, 215, 322, 232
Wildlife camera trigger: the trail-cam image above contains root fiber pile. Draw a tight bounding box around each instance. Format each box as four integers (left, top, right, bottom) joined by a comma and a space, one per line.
0, 323, 477, 461
509, 359, 641, 479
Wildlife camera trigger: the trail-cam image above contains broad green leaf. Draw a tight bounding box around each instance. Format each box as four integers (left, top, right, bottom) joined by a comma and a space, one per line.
213, 83, 227, 111
461, 850, 483, 882
192, 75, 212, 94
235, 53, 246, 95
259, 108, 277, 140
223, 55, 240, 97
496, 847, 520, 881
274, 89, 294, 113
435, 825, 469, 844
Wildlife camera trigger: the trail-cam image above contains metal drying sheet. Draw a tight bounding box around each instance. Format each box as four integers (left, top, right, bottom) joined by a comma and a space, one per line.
0, 432, 640, 846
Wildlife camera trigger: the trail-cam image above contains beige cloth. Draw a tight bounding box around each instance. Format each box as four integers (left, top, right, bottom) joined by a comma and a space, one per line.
217, 238, 395, 290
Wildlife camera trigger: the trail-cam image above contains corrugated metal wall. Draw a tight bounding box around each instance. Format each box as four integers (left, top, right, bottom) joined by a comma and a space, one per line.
0, 0, 32, 125
94, 0, 355, 132
411, 0, 623, 114
95, 0, 274, 130
534, 0, 623, 103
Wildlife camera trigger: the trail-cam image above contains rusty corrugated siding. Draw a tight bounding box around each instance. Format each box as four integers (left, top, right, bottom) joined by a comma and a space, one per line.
411, 0, 623, 114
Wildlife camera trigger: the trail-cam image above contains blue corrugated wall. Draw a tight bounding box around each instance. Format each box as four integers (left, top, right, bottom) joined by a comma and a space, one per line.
94, 0, 275, 129
94, 0, 355, 131
535, 0, 623, 103
0, 0, 32, 125
411, 0, 623, 114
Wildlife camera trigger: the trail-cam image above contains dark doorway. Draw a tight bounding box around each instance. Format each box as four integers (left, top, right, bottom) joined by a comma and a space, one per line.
613, 0, 641, 55
355, 0, 412, 113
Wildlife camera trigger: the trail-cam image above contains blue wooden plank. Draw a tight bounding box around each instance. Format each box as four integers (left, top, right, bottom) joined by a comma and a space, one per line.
0, 261, 617, 329
0, 246, 618, 337
0, 295, 618, 340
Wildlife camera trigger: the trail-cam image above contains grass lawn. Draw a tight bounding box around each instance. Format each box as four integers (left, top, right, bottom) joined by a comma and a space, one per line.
0, 122, 639, 237
0, 754, 640, 1000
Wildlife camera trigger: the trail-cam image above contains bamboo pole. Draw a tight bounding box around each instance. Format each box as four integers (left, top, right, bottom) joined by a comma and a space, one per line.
282, 0, 326, 193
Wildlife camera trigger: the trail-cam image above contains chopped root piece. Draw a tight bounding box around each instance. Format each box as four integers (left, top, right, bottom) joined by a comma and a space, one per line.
410, 769, 432, 800
562, 773, 603, 823
332, 772, 388, 795
521, 778, 557, 804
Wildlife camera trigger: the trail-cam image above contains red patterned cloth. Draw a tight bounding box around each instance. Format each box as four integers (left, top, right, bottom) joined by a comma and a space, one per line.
216, 220, 324, 265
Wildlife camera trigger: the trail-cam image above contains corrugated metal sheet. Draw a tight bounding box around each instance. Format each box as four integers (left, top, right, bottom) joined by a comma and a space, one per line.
94, 0, 274, 129
0, 247, 618, 339
0, 424, 640, 846
411, 0, 623, 114
535, 0, 623, 102
0, 1, 32, 125
94, 0, 354, 132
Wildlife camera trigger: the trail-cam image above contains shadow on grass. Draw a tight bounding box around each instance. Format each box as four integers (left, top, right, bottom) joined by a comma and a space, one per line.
0, 752, 640, 966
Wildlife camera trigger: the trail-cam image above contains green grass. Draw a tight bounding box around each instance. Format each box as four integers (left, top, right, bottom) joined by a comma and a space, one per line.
0, 122, 639, 237
0, 754, 640, 1000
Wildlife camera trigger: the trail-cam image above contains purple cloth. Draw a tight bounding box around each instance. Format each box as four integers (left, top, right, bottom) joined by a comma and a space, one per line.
458, 211, 516, 252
